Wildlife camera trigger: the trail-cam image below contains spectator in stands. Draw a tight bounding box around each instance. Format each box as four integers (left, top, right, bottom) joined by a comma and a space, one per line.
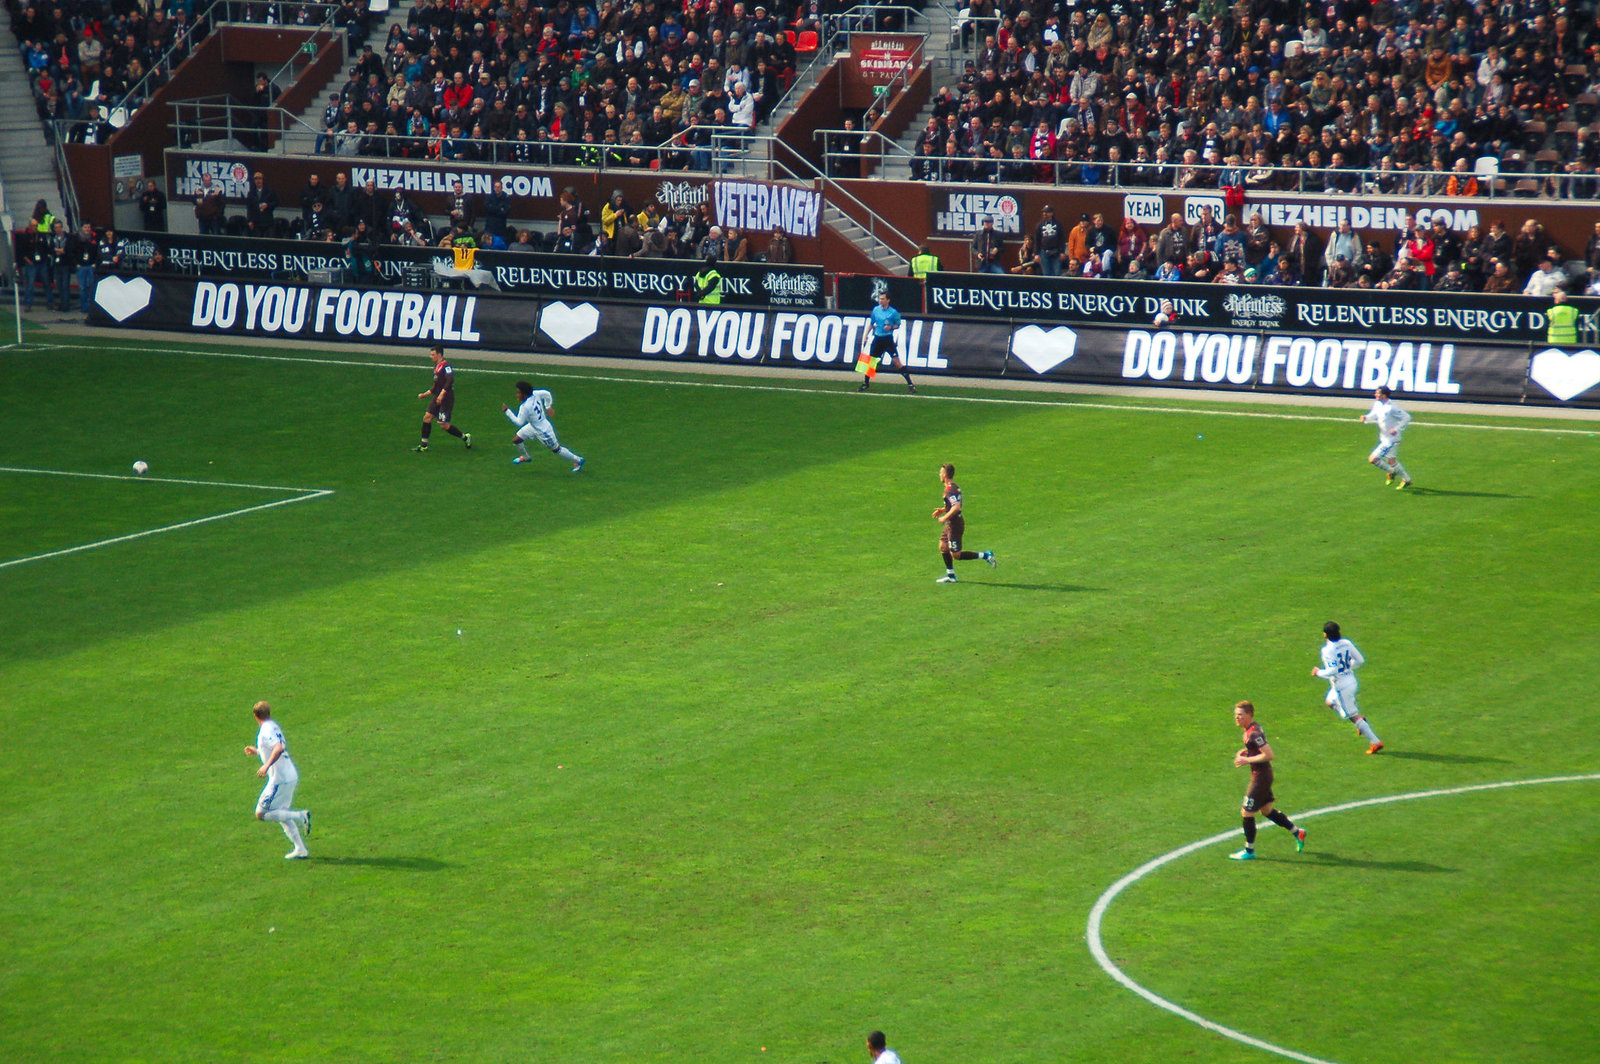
69, 222, 98, 313
193, 173, 225, 236
45, 218, 71, 312
138, 179, 167, 232
245, 171, 280, 237
1524, 258, 1567, 297
971, 216, 1004, 274
1034, 204, 1063, 277
766, 226, 794, 264
482, 179, 512, 242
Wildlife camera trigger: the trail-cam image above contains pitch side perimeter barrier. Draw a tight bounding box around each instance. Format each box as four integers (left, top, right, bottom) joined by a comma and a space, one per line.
87, 272, 1600, 408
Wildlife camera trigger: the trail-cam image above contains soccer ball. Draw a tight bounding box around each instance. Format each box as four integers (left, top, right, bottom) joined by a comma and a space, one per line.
132, 460, 149, 475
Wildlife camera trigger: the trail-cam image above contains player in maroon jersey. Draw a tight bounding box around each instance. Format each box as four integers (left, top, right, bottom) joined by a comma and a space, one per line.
933, 463, 997, 583
414, 345, 472, 452
1230, 701, 1307, 861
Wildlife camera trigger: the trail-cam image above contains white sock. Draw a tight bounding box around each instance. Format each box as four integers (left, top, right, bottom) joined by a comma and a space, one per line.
1356, 718, 1381, 744
555, 446, 579, 462
1391, 461, 1409, 482
516, 442, 530, 458
280, 819, 305, 850
262, 809, 294, 823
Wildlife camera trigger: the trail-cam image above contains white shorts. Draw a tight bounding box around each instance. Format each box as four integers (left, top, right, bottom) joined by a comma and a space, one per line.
1369, 435, 1402, 463
256, 773, 298, 815
517, 424, 560, 451
1325, 683, 1361, 720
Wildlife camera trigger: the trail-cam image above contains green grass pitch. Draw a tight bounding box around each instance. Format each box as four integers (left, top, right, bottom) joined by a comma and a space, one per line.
2, 327, 1597, 1064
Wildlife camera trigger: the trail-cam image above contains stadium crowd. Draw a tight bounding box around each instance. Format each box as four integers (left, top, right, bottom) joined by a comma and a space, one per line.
9, 0, 375, 143
308, 0, 833, 167
910, 0, 1600, 201
974, 201, 1600, 292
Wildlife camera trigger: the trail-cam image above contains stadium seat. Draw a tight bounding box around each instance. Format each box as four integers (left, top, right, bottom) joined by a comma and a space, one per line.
1513, 178, 1541, 197
1473, 156, 1500, 180
1576, 94, 1599, 124
796, 29, 819, 52
785, 29, 796, 45
1534, 149, 1561, 173
1521, 120, 1547, 152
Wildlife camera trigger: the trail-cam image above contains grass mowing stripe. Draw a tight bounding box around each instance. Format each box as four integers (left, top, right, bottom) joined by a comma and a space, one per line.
1086, 773, 1600, 1064
0, 488, 333, 570
19, 340, 1600, 437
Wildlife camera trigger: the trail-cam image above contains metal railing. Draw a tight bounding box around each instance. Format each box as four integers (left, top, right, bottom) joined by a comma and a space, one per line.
266, 4, 348, 90
814, 128, 919, 177
817, 149, 1595, 201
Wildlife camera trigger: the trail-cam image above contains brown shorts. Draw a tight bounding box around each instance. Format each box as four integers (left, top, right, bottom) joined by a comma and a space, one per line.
427, 396, 454, 423
939, 517, 965, 553
1243, 769, 1274, 812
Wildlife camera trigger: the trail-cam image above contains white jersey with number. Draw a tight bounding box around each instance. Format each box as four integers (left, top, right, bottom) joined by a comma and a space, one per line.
256, 719, 298, 783
1316, 638, 1365, 692
505, 390, 559, 447
1366, 399, 1411, 441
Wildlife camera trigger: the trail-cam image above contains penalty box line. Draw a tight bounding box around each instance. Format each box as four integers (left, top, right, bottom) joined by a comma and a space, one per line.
0, 465, 334, 571
17, 340, 1600, 439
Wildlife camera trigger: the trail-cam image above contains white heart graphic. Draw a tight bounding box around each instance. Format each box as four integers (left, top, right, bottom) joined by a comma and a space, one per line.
1529, 347, 1600, 402
1010, 324, 1078, 375
539, 301, 600, 350
93, 275, 154, 323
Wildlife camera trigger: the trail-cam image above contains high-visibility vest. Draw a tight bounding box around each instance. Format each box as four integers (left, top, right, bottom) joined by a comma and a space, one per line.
910, 253, 939, 279
453, 245, 477, 270
695, 268, 723, 304
1547, 303, 1580, 345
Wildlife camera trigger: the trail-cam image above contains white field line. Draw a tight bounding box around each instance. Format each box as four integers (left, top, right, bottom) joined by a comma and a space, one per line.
0, 466, 333, 570
1085, 773, 1600, 1064
13, 341, 1598, 438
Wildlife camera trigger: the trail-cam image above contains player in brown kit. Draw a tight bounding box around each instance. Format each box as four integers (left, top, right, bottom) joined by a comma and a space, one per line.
414, 345, 472, 452
933, 463, 996, 583
1229, 700, 1306, 860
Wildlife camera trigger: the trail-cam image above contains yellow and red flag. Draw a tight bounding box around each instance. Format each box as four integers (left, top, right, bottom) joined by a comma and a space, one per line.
855, 354, 879, 378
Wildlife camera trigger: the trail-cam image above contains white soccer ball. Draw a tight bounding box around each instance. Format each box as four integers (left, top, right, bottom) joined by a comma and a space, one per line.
133, 460, 149, 475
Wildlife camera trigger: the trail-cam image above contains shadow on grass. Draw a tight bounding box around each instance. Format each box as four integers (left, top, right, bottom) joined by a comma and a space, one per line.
1405, 486, 1528, 499
314, 855, 452, 871
1298, 851, 1456, 874
1381, 750, 1511, 765
980, 581, 1098, 593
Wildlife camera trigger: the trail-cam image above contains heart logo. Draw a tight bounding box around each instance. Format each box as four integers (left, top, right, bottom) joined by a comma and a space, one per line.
1529, 348, 1600, 402
1010, 325, 1078, 375
539, 301, 599, 350
93, 275, 154, 322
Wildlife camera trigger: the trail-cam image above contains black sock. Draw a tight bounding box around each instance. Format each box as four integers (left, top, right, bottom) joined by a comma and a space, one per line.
444, 424, 464, 438
1242, 816, 1257, 847
1266, 810, 1296, 832
956, 550, 979, 560
420, 421, 433, 440
901, 371, 914, 386
941, 551, 954, 569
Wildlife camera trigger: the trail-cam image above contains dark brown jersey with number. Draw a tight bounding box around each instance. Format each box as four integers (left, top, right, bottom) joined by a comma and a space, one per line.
1242, 721, 1273, 783
942, 482, 965, 536
431, 360, 455, 401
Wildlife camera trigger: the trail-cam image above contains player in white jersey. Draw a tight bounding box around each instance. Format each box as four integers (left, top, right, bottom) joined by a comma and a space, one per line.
1358, 385, 1413, 489
1311, 621, 1383, 754
244, 701, 312, 858
503, 380, 585, 472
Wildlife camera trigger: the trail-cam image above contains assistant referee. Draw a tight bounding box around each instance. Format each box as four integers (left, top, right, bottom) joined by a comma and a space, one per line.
859, 290, 917, 393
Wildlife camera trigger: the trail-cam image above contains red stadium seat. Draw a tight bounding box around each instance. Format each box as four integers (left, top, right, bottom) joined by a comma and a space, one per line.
796, 29, 819, 52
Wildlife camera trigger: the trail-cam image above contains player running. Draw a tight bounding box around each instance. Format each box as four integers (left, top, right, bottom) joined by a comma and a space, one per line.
1313, 621, 1383, 753
415, 344, 472, 452
504, 380, 585, 472
1359, 385, 1412, 488
933, 463, 996, 583
245, 701, 312, 860
1229, 700, 1306, 861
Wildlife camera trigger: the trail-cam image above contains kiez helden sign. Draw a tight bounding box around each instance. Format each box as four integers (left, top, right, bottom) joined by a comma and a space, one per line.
924, 272, 1578, 344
